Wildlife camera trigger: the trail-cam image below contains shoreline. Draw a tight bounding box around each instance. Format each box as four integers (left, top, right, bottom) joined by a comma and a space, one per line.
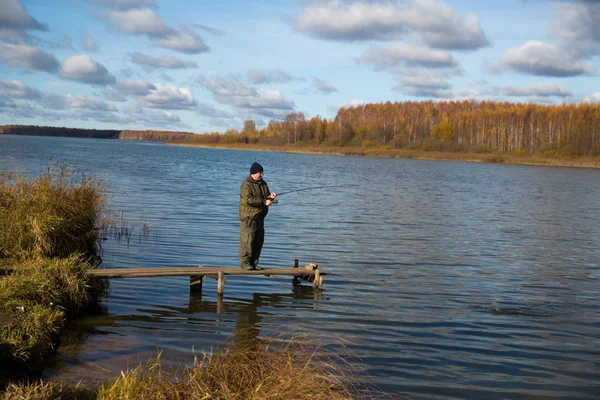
167, 141, 600, 169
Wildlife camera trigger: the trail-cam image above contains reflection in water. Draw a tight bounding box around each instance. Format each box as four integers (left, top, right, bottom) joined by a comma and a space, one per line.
45, 284, 325, 384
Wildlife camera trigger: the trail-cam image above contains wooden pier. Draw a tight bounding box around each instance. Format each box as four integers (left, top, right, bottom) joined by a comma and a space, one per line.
89, 260, 329, 295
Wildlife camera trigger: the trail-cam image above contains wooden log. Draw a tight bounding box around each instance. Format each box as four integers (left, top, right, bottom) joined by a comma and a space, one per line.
217, 271, 225, 295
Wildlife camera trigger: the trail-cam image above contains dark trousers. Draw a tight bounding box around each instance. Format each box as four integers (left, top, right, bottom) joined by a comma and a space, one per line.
239, 219, 264, 267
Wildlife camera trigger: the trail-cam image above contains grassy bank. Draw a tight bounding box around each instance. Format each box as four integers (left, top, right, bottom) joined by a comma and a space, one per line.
0, 166, 107, 379
2, 335, 390, 400
168, 141, 600, 169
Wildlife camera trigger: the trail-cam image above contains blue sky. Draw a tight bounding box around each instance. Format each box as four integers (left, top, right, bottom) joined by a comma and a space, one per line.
1, 0, 599, 133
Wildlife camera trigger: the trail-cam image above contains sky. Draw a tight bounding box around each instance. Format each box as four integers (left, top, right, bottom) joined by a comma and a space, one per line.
1, 0, 599, 133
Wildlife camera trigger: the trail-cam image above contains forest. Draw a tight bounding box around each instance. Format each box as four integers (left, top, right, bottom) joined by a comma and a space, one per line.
197, 101, 600, 157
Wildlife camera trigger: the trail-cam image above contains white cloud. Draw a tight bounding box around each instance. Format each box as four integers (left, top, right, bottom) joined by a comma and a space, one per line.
501, 82, 572, 98
64, 93, 118, 111
71, 109, 126, 124
0, 82, 120, 123
0, 27, 28, 44
0, 43, 59, 72
199, 76, 295, 118
103, 9, 208, 53
327, 99, 369, 111
312, 77, 338, 95
105, 8, 171, 36
361, 44, 456, 70
137, 83, 198, 110
247, 69, 303, 84
0, 79, 41, 99
196, 102, 234, 119
553, 1, 600, 58
37, 91, 117, 112
58, 55, 116, 85
0, 0, 47, 31
127, 103, 184, 127
392, 74, 453, 98
499, 40, 594, 77
103, 90, 127, 102
152, 27, 209, 54
0, 98, 17, 110
82, 34, 98, 52
583, 92, 600, 103
84, 0, 157, 9
523, 96, 557, 105
116, 79, 156, 95
295, 0, 488, 50
129, 52, 198, 69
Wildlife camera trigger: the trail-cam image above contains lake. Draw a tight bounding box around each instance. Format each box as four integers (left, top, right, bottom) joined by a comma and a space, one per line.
1, 134, 599, 399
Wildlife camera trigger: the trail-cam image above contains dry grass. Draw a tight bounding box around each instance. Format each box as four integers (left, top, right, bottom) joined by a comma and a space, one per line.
101, 337, 368, 400
3, 335, 394, 400
1, 380, 96, 400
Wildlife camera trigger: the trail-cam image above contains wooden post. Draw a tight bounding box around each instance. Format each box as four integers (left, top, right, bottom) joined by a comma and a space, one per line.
216, 294, 223, 314
190, 275, 203, 293
292, 258, 299, 286
314, 269, 321, 289
217, 271, 225, 295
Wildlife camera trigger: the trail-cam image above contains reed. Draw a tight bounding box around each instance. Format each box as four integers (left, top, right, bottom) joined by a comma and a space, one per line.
0, 166, 107, 378
0, 165, 106, 262
2, 335, 392, 400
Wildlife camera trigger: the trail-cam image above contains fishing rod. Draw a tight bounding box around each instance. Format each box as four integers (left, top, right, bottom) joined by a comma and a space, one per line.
269, 184, 357, 203
276, 184, 357, 196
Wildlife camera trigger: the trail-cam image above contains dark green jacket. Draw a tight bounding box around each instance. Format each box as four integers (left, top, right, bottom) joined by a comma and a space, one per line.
239, 176, 271, 221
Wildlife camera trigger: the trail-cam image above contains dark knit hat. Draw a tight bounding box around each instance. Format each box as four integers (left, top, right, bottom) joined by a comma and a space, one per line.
250, 162, 263, 174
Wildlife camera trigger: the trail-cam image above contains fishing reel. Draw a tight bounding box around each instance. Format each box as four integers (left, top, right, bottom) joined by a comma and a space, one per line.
267, 195, 278, 204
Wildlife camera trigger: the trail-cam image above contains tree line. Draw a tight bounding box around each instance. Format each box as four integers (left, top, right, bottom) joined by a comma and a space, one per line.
0, 125, 195, 141
201, 101, 600, 156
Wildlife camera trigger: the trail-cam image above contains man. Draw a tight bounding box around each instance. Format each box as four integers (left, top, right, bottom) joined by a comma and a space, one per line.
239, 162, 277, 270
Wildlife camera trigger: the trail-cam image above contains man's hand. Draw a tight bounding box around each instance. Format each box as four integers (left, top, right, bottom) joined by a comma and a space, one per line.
266, 192, 277, 206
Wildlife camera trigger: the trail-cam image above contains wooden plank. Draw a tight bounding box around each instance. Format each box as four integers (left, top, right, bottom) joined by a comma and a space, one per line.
89, 267, 331, 279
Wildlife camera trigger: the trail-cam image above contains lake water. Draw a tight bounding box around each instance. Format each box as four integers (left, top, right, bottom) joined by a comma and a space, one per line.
1, 134, 599, 399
